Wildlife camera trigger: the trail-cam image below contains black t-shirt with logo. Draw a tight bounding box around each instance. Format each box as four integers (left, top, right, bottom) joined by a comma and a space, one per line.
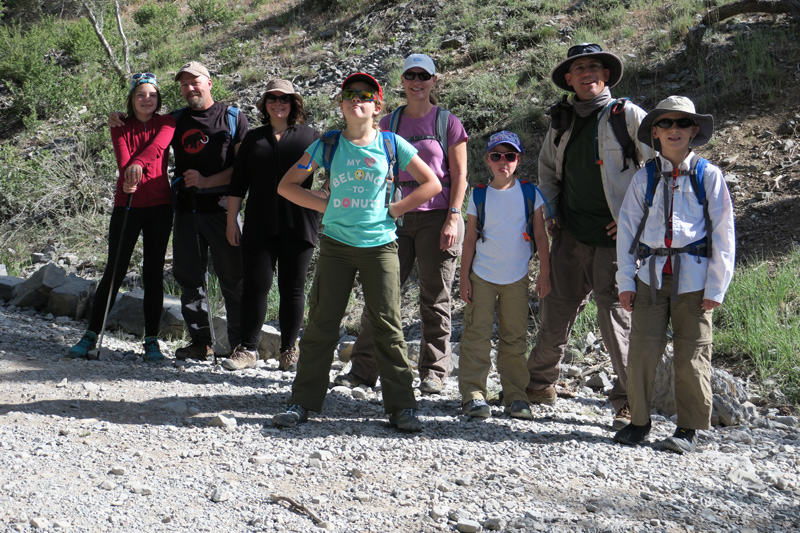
171, 101, 249, 212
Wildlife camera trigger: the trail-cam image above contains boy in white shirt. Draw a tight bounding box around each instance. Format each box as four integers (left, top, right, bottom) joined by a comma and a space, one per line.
613, 96, 735, 453
459, 131, 550, 419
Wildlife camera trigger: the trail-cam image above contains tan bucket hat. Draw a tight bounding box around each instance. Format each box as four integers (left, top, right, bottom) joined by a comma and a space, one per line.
637, 96, 714, 150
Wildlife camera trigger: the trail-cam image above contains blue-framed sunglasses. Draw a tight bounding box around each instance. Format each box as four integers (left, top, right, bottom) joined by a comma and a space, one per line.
129, 72, 159, 92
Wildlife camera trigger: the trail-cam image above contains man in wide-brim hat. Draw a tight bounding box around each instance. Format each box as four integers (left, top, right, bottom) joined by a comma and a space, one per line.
525, 43, 655, 431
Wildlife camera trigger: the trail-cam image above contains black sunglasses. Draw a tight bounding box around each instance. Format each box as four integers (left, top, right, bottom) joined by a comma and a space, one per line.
265, 94, 293, 104
403, 71, 433, 82
567, 43, 603, 58
654, 117, 696, 129
488, 152, 520, 163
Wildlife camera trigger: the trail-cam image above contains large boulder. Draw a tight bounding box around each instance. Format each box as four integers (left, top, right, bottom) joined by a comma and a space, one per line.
0, 275, 24, 302
9, 263, 67, 309
47, 275, 96, 319
257, 324, 281, 360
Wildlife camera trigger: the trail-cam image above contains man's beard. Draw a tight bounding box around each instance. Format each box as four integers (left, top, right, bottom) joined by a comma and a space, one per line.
187, 95, 205, 110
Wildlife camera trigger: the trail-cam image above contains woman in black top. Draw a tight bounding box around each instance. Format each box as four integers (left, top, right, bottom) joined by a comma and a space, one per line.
223, 79, 320, 371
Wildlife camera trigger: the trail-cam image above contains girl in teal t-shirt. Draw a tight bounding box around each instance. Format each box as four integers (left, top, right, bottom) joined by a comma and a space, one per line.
276, 72, 441, 433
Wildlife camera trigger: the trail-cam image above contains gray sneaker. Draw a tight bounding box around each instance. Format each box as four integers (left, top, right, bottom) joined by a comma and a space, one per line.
419, 376, 443, 394
272, 405, 309, 428
221, 345, 258, 371
388, 408, 423, 433
662, 427, 697, 454
505, 400, 533, 420
463, 399, 491, 418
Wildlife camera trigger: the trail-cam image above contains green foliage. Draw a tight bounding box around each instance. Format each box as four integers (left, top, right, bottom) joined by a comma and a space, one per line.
185, 0, 237, 27
59, 17, 105, 64
714, 249, 800, 403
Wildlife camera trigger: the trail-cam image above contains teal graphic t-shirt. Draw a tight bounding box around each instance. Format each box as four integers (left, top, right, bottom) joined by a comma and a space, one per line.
307, 130, 417, 247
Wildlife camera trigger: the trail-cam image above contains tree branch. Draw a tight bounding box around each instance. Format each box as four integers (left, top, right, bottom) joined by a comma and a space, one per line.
114, 1, 130, 76
82, 0, 127, 87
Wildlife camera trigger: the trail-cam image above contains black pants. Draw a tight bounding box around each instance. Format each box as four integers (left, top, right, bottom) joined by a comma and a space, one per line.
88, 203, 173, 337
240, 234, 315, 352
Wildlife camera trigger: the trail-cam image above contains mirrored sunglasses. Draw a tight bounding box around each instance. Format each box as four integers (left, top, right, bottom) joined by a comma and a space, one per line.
654, 117, 696, 129
488, 152, 520, 163
402, 71, 433, 82
132, 72, 157, 81
265, 94, 293, 104
342, 88, 377, 101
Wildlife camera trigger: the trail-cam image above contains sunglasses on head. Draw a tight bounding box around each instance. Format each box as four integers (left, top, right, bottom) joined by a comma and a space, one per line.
567, 43, 603, 58
402, 71, 433, 82
132, 72, 156, 81
265, 94, 293, 104
488, 152, 520, 163
654, 117, 696, 129
342, 88, 377, 101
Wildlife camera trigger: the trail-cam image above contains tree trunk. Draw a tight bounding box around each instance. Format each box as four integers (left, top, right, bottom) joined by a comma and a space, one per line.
82, 1, 127, 87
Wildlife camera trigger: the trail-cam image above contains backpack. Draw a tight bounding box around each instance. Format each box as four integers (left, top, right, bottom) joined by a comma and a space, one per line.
628, 156, 712, 304
471, 179, 553, 253
388, 105, 450, 170
550, 97, 639, 171
171, 105, 240, 140
318, 130, 403, 225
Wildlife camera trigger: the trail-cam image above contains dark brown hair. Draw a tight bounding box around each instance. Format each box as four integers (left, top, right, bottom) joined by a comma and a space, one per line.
258, 94, 306, 126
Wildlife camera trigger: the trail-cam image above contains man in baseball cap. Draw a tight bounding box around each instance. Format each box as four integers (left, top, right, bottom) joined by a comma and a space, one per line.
525, 43, 654, 431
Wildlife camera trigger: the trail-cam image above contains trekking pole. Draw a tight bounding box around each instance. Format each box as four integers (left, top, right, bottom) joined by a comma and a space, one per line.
90, 192, 133, 359
190, 188, 218, 365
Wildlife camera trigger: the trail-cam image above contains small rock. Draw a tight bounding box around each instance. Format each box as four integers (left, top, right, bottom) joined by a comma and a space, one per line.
249, 454, 271, 465
30, 517, 51, 529
99, 480, 116, 490
430, 505, 449, 520
211, 488, 231, 502
108, 466, 126, 476
310, 450, 333, 461
456, 519, 481, 533
207, 414, 237, 428
594, 465, 609, 479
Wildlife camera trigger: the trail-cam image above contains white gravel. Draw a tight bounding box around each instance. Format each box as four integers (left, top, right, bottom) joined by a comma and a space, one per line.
1, 305, 799, 532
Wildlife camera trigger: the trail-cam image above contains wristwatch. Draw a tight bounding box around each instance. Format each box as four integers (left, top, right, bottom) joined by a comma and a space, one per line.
449, 207, 459, 214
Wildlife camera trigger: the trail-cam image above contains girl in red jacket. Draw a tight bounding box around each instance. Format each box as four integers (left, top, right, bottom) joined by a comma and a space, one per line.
69, 73, 175, 361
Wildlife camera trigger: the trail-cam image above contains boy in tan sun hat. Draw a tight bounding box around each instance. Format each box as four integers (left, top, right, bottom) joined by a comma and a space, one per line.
613, 95, 735, 453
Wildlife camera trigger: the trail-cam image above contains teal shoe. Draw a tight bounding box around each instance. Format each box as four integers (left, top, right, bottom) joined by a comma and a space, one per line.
68, 331, 97, 358
143, 337, 164, 362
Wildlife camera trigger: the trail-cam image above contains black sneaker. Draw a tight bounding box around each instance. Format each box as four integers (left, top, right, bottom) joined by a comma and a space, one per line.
272, 404, 309, 428
613, 419, 652, 446
505, 400, 533, 420
462, 399, 491, 418
388, 408, 423, 433
663, 427, 697, 454
333, 372, 371, 389
175, 341, 213, 361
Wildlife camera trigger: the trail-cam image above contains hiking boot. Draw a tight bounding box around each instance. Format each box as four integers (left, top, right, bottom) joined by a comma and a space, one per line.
174, 341, 213, 361
662, 427, 697, 454
221, 345, 258, 371
142, 337, 164, 362
526, 386, 557, 406
506, 400, 533, 420
612, 402, 632, 431
272, 404, 309, 428
68, 331, 97, 359
388, 408, 423, 433
278, 347, 299, 372
333, 372, 370, 389
613, 419, 652, 446
419, 375, 443, 394
462, 399, 491, 418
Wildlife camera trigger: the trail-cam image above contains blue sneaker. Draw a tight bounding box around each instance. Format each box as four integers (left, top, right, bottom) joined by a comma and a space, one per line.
273, 405, 309, 428
462, 399, 491, 418
68, 331, 97, 359
143, 337, 164, 362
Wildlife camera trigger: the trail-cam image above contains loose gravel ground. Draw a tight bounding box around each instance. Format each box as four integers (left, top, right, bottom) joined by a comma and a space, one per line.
1, 305, 799, 532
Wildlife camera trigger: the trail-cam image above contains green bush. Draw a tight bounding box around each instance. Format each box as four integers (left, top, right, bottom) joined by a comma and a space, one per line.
59, 18, 104, 65
185, 0, 237, 27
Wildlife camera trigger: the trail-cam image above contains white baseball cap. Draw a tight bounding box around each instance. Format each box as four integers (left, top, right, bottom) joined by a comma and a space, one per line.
402, 54, 436, 75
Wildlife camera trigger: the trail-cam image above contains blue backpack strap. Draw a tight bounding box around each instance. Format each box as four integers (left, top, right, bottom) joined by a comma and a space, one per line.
435, 107, 450, 167
226, 106, 239, 140
689, 156, 711, 257
629, 159, 658, 256
170, 107, 186, 122
381, 131, 399, 206
472, 184, 488, 242
388, 106, 405, 134
320, 130, 341, 172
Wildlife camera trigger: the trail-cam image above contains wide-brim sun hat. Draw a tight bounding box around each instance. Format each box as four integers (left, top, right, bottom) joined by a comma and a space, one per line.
637, 95, 714, 149
402, 54, 436, 75
341, 72, 383, 101
550, 42, 623, 92
257, 79, 302, 110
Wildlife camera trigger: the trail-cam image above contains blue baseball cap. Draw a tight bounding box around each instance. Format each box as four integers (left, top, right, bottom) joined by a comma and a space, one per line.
486, 130, 523, 153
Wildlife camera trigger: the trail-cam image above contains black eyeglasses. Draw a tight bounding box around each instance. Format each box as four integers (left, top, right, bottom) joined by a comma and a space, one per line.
654, 117, 696, 129
403, 71, 433, 82
265, 94, 293, 104
567, 43, 603, 58
342, 88, 377, 101
488, 152, 520, 163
